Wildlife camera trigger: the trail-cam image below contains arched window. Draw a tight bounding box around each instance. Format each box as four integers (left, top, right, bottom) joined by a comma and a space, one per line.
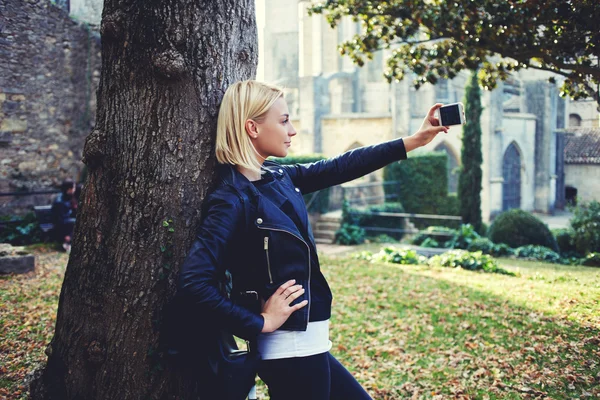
502, 143, 522, 210
434, 142, 459, 193
569, 113, 582, 127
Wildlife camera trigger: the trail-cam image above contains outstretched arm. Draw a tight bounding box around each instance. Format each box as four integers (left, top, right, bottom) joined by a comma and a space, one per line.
282, 104, 448, 194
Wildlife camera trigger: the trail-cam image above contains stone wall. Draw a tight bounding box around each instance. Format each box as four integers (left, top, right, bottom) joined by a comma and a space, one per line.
0, 0, 101, 214
565, 164, 600, 204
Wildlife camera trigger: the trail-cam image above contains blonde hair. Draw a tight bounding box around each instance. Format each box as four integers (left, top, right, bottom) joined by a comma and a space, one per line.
216, 80, 284, 174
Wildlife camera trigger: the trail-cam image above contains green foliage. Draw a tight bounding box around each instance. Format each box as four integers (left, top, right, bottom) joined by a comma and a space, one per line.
467, 237, 494, 254
489, 243, 515, 257
411, 226, 456, 248
335, 223, 365, 245
488, 209, 559, 252
581, 253, 600, 267
371, 246, 427, 265
383, 152, 459, 228
514, 245, 561, 263
271, 154, 330, 213
428, 250, 514, 275
458, 71, 483, 234
309, 1, 600, 105
569, 201, 600, 255
348, 202, 406, 240
553, 228, 580, 256
0, 213, 44, 245
446, 223, 481, 250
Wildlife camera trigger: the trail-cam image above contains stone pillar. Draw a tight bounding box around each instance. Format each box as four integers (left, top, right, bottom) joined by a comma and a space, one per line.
488, 82, 505, 219
525, 81, 559, 213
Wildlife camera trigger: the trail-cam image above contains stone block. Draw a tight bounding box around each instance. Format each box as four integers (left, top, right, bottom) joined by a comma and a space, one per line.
0, 244, 35, 274
1, 119, 27, 132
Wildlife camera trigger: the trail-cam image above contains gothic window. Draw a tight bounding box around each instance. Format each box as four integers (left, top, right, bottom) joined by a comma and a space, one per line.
434, 142, 459, 193
435, 79, 449, 103
367, 51, 384, 82
502, 143, 521, 210
569, 113, 582, 127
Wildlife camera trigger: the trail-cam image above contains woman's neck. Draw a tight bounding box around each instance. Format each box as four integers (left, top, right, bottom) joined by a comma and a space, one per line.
236, 165, 262, 182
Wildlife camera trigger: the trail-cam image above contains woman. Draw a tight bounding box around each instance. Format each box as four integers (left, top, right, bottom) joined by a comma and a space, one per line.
51, 179, 78, 253
177, 80, 449, 399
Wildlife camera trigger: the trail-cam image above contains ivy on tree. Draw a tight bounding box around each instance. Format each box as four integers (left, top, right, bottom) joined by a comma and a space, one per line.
310, 0, 600, 106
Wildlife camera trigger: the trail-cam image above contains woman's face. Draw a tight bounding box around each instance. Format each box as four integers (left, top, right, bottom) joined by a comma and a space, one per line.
249, 97, 297, 160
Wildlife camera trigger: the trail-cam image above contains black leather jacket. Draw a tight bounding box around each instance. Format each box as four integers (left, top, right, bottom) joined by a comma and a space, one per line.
177, 138, 407, 342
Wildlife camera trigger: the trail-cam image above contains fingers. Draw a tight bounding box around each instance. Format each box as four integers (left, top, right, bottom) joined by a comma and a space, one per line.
291, 300, 309, 312
275, 279, 297, 295
428, 103, 443, 118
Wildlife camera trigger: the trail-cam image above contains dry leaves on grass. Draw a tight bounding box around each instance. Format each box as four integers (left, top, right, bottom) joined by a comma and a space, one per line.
0, 248, 68, 399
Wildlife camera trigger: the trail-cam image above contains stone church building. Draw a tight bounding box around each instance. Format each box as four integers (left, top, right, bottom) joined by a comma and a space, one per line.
257, 0, 599, 222
1, 0, 598, 219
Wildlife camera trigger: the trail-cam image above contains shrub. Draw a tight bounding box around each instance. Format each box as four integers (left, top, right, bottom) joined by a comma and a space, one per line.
0, 213, 45, 246
514, 245, 561, 263
411, 226, 456, 247
446, 224, 481, 250
553, 228, 579, 256
350, 202, 406, 240
581, 252, 600, 267
335, 223, 365, 245
420, 237, 441, 248
487, 209, 558, 252
428, 250, 514, 275
467, 237, 494, 254
569, 201, 600, 255
371, 246, 426, 265
489, 243, 515, 257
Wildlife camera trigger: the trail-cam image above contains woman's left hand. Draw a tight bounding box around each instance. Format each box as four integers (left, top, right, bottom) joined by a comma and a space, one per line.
403, 104, 449, 152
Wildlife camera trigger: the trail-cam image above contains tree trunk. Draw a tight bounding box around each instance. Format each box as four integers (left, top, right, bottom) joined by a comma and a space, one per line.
30, 0, 257, 398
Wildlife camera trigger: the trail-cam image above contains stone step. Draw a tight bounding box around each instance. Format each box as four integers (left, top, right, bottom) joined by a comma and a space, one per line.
315, 237, 335, 245
318, 216, 342, 223
315, 221, 340, 231
314, 230, 337, 240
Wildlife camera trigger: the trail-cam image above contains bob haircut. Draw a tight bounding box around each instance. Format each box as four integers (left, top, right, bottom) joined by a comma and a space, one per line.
216, 80, 284, 174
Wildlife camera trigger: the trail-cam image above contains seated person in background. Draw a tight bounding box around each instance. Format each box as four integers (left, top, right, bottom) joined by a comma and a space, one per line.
52, 179, 78, 253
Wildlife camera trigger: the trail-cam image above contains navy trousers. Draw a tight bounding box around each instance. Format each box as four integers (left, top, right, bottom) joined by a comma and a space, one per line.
258, 352, 373, 400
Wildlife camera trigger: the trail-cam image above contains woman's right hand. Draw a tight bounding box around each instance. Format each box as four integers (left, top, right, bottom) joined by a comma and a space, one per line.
260, 279, 308, 333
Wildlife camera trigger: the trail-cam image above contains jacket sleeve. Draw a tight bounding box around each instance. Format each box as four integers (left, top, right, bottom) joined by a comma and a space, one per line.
178, 193, 264, 340
282, 138, 408, 194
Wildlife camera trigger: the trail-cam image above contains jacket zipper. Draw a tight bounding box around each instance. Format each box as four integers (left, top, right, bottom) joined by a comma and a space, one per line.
257, 226, 311, 328
264, 236, 273, 284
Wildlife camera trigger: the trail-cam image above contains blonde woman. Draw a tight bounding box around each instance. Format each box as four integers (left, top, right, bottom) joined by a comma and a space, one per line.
176, 80, 448, 399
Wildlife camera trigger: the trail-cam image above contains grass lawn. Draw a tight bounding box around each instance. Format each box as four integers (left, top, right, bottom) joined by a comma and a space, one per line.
1, 245, 599, 399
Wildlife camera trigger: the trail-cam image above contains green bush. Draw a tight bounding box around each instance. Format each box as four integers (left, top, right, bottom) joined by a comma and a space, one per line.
581, 252, 600, 267
553, 228, 579, 256
272, 154, 330, 213
446, 224, 481, 250
428, 250, 514, 275
349, 202, 406, 240
420, 237, 441, 248
487, 209, 558, 252
411, 226, 457, 248
514, 245, 561, 263
335, 223, 365, 245
569, 200, 600, 255
467, 237, 494, 254
372, 246, 426, 265
0, 213, 45, 245
489, 243, 515, 257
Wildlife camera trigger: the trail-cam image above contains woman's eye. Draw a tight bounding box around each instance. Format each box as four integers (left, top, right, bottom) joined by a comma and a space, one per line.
282, 119, 289, 124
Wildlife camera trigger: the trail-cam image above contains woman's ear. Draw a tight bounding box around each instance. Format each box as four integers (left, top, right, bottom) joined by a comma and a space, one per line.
245, 119, 259, 139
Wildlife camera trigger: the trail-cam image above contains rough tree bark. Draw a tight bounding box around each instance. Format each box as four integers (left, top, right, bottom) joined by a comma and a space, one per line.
30, 0, 257, 398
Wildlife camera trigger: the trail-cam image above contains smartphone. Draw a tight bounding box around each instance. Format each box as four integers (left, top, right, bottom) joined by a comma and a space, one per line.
438, 102, 466, 126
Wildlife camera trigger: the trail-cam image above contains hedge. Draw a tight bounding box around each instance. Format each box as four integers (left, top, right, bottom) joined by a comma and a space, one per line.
383, 152, 459, 228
